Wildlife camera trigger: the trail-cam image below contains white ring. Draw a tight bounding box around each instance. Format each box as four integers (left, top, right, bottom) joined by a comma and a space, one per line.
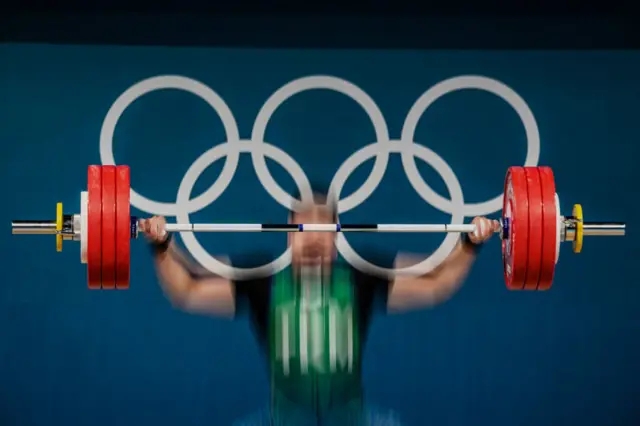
251, 76, 390, 213
400, 75, 540, 217
332, 143, 464, 279
100, 75, 241, 216
176, 143, 314, 280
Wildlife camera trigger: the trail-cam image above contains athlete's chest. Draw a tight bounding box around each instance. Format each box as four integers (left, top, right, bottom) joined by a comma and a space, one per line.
268, 264, 361, 377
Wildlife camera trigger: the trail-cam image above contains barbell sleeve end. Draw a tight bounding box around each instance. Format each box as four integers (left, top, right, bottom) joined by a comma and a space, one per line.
582, 222, 626, 237
11, 220, 58, 235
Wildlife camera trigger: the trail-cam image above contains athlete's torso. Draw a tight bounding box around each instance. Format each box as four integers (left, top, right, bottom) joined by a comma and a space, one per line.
234, 255, 391, 417
269, 263, 363, 412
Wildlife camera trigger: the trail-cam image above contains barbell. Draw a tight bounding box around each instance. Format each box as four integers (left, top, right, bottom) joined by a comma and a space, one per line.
11, 165, 625, 291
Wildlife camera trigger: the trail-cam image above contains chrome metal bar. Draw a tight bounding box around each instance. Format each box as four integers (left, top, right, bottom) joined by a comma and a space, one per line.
11, 220, 57, 235
163, 223, 480, 233
583, 222, 626, 237
565, 222, 626, 241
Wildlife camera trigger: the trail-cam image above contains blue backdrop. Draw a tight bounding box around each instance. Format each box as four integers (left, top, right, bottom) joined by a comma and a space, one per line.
0, 44, 638, 426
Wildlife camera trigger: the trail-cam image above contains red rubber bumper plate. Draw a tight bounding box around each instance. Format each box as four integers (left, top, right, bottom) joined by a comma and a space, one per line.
101, 166, 117, 290
502, 167, 530, 290
115, 166, 131, 289
537, 166, 558, 291
87, 166, 102, 289
523, 167, 543, 290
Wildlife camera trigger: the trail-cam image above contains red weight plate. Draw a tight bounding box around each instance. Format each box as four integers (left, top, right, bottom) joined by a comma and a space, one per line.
502, 167, 529, 290
115, 166, 131, 290
523, 167, 543, 290
537, 166, 557, 291
87, 166, 102, 290
101, 166, 117, 290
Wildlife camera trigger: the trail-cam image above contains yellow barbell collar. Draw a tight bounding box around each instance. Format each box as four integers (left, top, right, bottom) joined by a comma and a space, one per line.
572, 204, 583, 253
56, 202, 63, 252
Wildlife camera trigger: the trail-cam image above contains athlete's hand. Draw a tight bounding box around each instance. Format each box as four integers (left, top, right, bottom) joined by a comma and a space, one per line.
139, 216, 169, 244
467, 216, 501, 244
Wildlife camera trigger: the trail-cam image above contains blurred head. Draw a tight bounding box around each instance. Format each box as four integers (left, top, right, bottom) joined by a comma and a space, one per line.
288, 182, 337, 266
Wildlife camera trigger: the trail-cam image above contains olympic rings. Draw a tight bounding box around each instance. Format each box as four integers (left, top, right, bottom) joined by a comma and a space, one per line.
99, 73, 540, 280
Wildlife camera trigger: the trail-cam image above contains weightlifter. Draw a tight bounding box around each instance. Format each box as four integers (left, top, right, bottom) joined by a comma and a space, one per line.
139, 183, 499, 426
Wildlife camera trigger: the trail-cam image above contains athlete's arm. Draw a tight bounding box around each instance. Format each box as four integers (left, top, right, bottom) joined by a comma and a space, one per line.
387, 216, 499, 312
153, 242, 236, 317
141, 217, 235, 318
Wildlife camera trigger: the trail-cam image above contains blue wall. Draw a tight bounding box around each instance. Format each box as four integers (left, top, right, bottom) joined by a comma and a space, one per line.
1, 44, 638, 426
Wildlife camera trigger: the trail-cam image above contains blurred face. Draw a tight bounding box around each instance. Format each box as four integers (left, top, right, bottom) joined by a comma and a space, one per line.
289, 201, 336, 266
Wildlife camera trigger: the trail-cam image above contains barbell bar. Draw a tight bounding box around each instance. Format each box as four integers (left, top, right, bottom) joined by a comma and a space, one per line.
10, 165, 626, 291
11, 220, 625, 236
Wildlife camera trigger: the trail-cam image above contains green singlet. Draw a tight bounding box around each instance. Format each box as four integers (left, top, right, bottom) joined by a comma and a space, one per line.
233, 254, 391, 421
269, 263, 361, 413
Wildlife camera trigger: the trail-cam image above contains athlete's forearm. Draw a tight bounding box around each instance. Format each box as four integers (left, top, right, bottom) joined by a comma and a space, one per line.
389, 239, 479, 311
428, 239, 478, 298
153, 242, 197, 306
152, 242, 236, 317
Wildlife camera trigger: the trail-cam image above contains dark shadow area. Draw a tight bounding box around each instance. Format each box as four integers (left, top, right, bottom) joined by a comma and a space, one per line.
1, 14, 639, 49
